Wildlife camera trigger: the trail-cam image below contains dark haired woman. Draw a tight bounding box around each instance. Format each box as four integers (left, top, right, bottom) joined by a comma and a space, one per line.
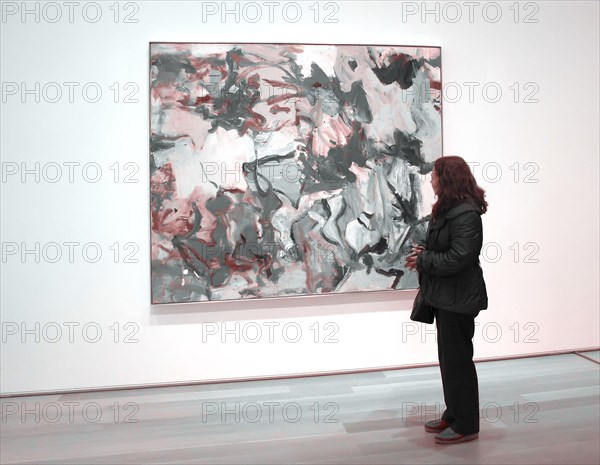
404, 155, 488, 445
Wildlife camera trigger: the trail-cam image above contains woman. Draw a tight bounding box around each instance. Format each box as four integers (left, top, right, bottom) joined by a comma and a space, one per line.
404, 155, 488, 445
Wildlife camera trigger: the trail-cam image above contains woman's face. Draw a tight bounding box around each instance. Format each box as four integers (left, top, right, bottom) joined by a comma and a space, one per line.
431, 168, 440, 195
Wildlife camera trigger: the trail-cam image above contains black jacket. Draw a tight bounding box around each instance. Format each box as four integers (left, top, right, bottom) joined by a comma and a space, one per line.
416, 202, 488, 316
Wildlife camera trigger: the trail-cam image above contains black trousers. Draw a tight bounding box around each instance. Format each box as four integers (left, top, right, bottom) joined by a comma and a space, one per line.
435, 307, 480, 435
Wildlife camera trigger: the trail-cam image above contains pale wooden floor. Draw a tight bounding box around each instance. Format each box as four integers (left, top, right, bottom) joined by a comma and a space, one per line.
1, 351, 599, 464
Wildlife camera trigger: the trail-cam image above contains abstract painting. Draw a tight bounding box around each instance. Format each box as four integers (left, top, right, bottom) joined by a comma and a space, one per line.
150, 43, 442, 304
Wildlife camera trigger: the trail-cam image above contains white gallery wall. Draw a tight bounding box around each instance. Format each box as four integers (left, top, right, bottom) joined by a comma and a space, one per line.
1, 0, 598, 395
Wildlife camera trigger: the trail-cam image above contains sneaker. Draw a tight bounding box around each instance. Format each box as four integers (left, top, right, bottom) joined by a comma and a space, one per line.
434, 426, 479, 444
424, 418, 452, 433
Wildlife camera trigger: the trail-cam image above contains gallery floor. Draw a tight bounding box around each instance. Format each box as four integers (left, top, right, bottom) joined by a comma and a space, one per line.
1, 351, 599, 465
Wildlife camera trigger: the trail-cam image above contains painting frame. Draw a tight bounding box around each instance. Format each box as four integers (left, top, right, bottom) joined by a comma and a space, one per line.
148, 41, 444, 305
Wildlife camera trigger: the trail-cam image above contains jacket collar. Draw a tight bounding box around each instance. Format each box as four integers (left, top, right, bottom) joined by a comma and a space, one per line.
430, 202, 481, 230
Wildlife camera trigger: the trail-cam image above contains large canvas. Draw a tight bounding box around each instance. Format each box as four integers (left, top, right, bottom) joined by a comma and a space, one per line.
150, 43, 442, 304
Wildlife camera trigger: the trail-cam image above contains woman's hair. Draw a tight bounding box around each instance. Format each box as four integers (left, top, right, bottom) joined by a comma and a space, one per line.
431, 155, 488, 220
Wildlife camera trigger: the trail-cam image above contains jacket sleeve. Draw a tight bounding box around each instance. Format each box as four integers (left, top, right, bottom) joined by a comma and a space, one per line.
416, 212, 482, 276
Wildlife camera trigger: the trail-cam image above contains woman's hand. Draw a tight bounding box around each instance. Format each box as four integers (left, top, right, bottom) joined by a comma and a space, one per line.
405, 242, 425, 270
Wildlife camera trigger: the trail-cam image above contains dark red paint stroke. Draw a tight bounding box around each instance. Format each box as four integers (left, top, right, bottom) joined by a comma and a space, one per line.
193, 95, 213, 105
270, 104, 291, 114
262, 79, 300, 91
429, 79, 442, 90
